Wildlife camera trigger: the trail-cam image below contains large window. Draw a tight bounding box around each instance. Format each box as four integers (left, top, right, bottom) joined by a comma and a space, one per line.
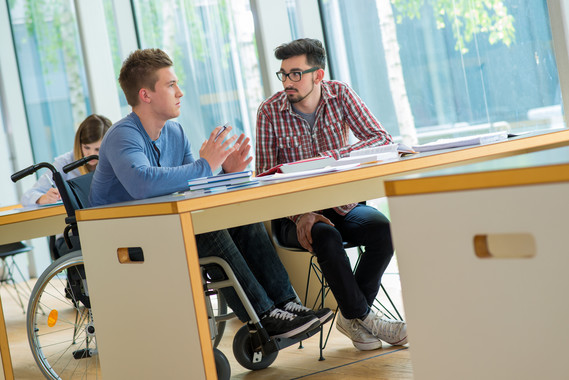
0, 106, 18, 205
320, 0, 564, 144
102, 0, 130, 117
132, 0, 263, 156
8, 0, 91, 163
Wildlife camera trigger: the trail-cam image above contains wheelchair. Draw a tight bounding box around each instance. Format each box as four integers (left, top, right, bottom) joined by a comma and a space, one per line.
12, 157, 321, 379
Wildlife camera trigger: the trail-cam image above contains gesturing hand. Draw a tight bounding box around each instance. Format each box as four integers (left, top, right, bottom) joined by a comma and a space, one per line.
222, 133, 253, 173
199, 125, 239, 172
296, 212, 334, 252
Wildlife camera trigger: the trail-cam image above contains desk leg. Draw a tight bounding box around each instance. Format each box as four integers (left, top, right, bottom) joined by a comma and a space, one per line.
179, 213, 216, 377
0, 297, 12, 380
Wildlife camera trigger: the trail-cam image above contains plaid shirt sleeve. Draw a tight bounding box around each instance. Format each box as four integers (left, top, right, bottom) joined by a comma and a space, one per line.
255, 101, 277, 175
319, 83, 392, 159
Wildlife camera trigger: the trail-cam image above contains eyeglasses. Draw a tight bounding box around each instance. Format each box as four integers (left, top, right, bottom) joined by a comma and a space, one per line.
276, 67, 319, 82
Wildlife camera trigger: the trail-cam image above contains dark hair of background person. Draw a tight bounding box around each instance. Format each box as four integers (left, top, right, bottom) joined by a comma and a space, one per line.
274, 38, 326, 70
73, 114, 112, 174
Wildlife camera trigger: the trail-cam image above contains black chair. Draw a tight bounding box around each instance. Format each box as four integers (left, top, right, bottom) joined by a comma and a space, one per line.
270, 217, 403, 360
0, 241, 34, 313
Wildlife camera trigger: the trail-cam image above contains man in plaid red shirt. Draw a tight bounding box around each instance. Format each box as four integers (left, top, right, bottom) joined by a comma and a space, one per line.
255, 38, 407, 350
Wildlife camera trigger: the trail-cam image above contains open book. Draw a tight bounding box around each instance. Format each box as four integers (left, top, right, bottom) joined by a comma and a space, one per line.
256, 143, 417, 177
347, 143, 416, 160
256, 156, 336, 176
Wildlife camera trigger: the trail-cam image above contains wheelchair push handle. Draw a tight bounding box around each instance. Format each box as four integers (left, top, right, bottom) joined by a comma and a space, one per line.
11, 162, 57, 183
63, 155, 98, 173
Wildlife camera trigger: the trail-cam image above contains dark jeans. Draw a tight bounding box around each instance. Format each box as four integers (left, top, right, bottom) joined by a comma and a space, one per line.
276, 204, 393, 319
196, 222, 296, 322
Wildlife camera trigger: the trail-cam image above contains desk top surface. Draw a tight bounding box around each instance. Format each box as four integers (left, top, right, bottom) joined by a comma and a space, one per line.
75, 128, 569, 222
0, 204, 65, 227
384, 144, 569, 196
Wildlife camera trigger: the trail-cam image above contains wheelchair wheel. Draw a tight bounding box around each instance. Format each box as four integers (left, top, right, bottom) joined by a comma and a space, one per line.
27, 250, 100, 379
214, 347, 231, 380
232, 325, 278, 370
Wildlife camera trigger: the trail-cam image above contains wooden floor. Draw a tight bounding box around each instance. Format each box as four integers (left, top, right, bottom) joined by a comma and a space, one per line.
1, 262, 413, 379
217, 318, 412, 380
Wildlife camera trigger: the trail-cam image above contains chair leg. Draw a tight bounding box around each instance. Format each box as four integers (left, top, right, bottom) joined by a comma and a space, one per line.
381, 284, 403, 320
355, 246, 404, 321
304, 246, 404, 361
318, 273, 325, 361
305, 255, 339, 361
0, 256, 33, 314
300, 257, 317, 351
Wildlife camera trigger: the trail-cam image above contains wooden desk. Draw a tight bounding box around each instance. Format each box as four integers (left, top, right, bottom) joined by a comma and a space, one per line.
384, 146, 569, 380
0, 205, 66, 245
0, 204, 66, 380
74, 129, 569, 380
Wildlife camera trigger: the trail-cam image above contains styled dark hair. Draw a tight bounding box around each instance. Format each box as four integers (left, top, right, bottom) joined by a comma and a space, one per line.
274, 38, 326, 70
73, 114, 112, 174
118, 48, 173, 107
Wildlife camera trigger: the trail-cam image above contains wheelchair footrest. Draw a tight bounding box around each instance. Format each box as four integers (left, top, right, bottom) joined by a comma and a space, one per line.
247, 321, 321, 354
272, 324, 321, 351
247, 323, 278, 356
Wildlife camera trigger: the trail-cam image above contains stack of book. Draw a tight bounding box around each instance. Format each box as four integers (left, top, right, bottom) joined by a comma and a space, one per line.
187, 170, 254, 191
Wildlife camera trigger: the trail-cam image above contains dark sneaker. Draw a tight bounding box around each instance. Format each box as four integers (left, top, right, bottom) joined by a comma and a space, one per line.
261, 308, 320, 339
282, 301, 334, 325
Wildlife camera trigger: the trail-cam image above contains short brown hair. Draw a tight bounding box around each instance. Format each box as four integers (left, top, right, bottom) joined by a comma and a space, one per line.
73, 114, 112, 174
274, 38, 326, 70
118, 48, 173, 107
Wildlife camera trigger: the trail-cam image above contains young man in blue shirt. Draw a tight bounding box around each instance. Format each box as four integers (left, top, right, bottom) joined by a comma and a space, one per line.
89, 48, 332, 339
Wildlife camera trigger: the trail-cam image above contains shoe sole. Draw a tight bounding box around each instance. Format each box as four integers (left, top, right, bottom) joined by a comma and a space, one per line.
318, 309, 334, 325
270, 318, 320, 340
336, 323, 382, 351
382, 336, 408, 346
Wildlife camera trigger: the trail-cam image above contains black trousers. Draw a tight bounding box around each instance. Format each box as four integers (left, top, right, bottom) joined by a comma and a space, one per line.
276, 204, 394, 319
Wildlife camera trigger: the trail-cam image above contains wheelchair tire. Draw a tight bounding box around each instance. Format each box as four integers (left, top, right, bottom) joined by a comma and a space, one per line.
27, 250, 100, 379
214, 347, 231, 380
232, 325, 278, 370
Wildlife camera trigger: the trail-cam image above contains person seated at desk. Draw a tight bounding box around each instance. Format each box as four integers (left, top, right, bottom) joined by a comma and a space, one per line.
21, 114, 111, 257
21, 114, 111, 207
89, 48, 332, 339
255, 38, 407, 350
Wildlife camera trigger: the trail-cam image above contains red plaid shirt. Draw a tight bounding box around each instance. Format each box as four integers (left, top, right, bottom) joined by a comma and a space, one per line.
255, 80, 392, 222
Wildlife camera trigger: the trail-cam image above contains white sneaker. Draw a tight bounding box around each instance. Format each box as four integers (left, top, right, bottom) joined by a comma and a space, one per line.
358, 311, 408, 346
336, 312, 382, 350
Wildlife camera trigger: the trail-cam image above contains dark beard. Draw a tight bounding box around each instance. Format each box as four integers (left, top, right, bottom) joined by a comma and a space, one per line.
286, 82, 315, 104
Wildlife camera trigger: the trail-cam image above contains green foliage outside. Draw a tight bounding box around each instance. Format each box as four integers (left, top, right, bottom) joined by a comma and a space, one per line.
391, 0, 516, 53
